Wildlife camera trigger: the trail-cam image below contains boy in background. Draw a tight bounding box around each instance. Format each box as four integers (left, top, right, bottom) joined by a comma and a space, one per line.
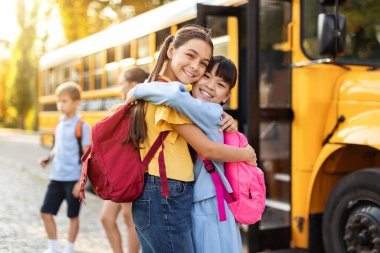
39, 81, 91, 253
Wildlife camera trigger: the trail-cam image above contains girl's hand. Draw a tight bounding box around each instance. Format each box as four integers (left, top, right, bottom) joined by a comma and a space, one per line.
219, 111, 237, 132
244, 144, 258, 166
125, 88, 137, 105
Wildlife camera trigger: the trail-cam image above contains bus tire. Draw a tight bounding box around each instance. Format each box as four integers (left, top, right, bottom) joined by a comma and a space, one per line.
322, 168, 380, 253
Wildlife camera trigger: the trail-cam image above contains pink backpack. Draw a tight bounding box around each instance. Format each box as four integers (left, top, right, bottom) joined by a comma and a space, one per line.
201, 131, 266, 225
224, 131, 266, 225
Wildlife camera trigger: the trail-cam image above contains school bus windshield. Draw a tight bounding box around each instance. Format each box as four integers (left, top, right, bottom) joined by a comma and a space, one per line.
301, 0, 380, 65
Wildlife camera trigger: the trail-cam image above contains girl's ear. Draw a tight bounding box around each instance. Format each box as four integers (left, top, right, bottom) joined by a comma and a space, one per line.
74, 99, 81, 109
222, 90, 232, 105
167, 43, 174, 59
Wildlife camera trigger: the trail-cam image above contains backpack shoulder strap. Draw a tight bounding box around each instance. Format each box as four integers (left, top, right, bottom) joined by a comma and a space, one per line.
142, 131, 170, 197
141, 131, 169, 165
198, 156, 234, 222
75, 119, 83, 139
75, 119, 84, 163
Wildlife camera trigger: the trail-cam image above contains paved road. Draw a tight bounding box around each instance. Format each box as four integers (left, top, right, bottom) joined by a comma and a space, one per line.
0, 129, 302, 253
0, 129, 127, 253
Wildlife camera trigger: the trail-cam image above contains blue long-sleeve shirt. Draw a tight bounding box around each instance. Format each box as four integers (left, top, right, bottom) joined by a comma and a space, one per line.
133, 81, 232, 202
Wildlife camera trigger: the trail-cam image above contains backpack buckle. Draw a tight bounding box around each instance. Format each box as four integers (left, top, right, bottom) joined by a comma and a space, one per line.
203, 160, 216, 173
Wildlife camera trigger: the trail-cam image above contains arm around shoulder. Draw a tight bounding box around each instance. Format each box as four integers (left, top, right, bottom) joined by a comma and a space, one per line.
172, 124, 256, 164
133, 81, 222, 131
133, 81, 182, 105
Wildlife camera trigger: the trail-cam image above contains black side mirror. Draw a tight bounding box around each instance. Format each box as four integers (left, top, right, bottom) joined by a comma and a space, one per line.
318, 13, 346, 56
319, 0, 346, 6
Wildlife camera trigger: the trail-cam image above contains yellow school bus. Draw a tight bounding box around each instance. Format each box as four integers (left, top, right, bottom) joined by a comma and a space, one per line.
38, 0, 380, 252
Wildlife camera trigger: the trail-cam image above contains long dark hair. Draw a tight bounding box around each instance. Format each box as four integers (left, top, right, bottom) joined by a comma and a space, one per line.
128, 25, 213, 149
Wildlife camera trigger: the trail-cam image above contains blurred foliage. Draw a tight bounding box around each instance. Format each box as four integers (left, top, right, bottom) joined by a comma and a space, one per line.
342, 0, 380, 58
344, 0, 380, 33
0, 56, 10, 125
56, 0, 92, 43
6, 0, 39, 129
57, 0, 175, 43
38, 0, 58, 55
0, 0, 175, 130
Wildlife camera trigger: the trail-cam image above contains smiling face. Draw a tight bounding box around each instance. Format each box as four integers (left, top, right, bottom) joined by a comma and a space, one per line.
165, 38, 212, 84
191, 64, 231, 104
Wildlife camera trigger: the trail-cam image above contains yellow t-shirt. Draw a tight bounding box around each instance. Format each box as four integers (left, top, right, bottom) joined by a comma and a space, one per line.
139, 102, 194, 181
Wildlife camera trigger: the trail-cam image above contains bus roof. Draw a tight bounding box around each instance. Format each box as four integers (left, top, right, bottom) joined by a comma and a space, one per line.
39, 0, 245, 70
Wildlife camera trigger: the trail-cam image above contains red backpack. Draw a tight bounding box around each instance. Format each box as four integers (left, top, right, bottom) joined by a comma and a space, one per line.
79, 104, 169, 203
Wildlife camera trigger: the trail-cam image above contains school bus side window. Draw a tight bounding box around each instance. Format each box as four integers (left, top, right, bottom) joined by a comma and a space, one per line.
48, 68, 55, 95
83, 56, 90, 91
94, 52, 103, 90
106, 48, 117, 87
156, 28, 171, 51
136, 35, 151, 72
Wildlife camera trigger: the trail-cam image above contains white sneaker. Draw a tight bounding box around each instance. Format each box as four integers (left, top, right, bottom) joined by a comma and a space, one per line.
62, 244, 74, 253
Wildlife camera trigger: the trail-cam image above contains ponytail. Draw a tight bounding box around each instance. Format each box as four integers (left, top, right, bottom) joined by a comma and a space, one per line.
127, 35, 175, 149
148, 35, 174, 82
127, 102, 147, 149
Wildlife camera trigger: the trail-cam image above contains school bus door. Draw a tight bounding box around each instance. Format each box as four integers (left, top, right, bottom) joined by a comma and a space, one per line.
197, 1, 293, 252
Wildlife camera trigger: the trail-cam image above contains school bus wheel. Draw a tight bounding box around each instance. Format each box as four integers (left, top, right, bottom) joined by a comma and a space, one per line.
322, 168, 380, 253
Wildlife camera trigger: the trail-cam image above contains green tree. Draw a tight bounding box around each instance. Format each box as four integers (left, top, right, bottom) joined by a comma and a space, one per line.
7, 0, 39, 129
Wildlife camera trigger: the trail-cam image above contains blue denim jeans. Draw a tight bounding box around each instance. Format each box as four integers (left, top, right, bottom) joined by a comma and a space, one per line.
132, 174, 194, 253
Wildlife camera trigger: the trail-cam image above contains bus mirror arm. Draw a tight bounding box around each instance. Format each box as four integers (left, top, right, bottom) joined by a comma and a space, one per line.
291, 58, 350, 70
291, 58, 332, 68
322, 115, 345, 146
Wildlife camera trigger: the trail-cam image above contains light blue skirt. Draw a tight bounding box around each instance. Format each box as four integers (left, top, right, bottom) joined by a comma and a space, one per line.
192, 197, 243, 253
